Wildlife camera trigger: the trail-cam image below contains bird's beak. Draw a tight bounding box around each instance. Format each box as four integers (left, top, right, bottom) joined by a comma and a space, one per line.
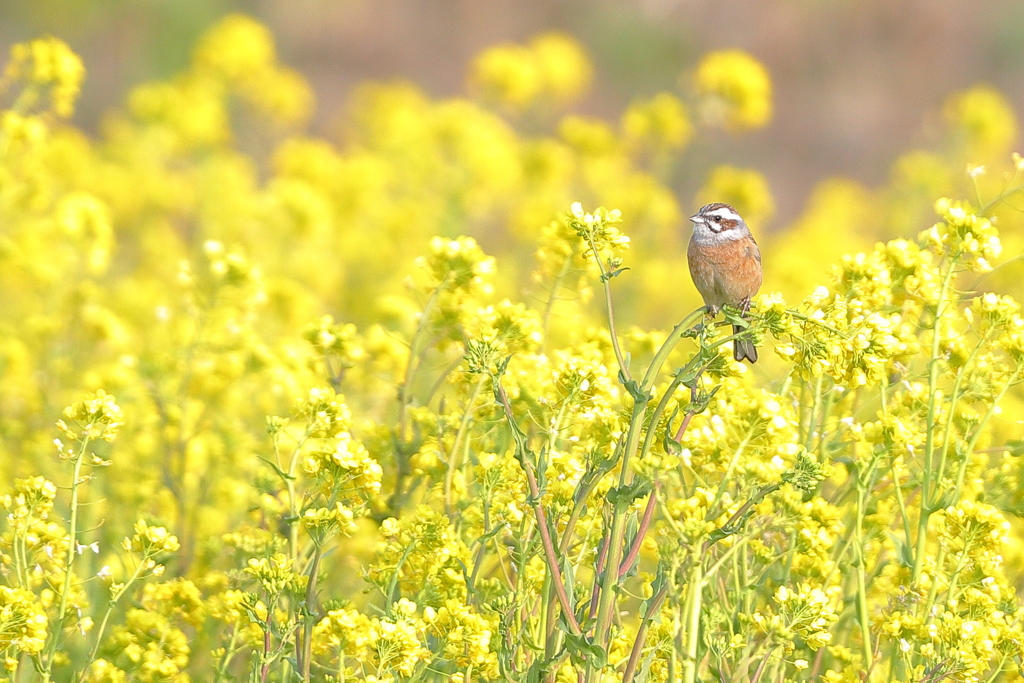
688, 214, 702, 224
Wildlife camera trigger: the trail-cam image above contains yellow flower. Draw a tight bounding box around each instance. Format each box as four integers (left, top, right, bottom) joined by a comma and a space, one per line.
693, 49, 772, 130
696, 165, 775, 229
193, 14, 276, 82
468, 43, 541, 109
2, 36, 85, 116
558, 114, 618, 156
238, 65, 314, 126
124, 520, 180, 557
468, 32, 592, 110
58, 389, 123, 443
529, 32, 592, 104
0, 586, 48, 654
622, 92, 693, 151
943, 84, 1017, 160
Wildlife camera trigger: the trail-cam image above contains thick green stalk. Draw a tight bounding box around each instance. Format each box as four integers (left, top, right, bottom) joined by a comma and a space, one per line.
592, 401, 647, 648
681, 555, 704, 683
593, 311, 704, 652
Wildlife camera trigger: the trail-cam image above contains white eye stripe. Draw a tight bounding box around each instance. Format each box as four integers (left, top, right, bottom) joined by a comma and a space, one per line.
704, 207, 741, 222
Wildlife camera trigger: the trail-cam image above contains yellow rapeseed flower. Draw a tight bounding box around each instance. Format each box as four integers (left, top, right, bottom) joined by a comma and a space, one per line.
693, 49, 772, 131
622, 92, 693, 151
2, 36, 85, 116
943, 84, 1017, 160
696, 165, 774, 229
468, 32, 592, 110
193, 14, 276, 82
468, 43, 541, 110
529, 32, 592, 104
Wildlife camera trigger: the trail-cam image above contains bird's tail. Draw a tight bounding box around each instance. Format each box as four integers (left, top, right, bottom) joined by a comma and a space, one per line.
733, 324, 758, 364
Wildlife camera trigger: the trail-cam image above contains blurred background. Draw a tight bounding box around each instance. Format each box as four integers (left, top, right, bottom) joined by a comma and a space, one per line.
3, 0, 1024, 225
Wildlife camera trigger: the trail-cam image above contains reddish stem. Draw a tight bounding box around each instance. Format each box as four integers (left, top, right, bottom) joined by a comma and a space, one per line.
496, 382, 582, 636
618, 481, 660, 579
621, 582, 669, 683
521, 463, 583, 635
673, 411, 695, 443
260, 621, 272, 683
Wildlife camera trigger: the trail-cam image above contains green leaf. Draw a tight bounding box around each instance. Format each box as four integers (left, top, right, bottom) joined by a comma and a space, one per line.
607, 480, 652, 510
560, 553, 577, 605
887, 531, 914, 568
662, 405, 682, 454
721, 304, 749, 327
563, 632, 608, 670
618, 369, 648, 401
599, 266, 630, 283
639, 570, 667, 619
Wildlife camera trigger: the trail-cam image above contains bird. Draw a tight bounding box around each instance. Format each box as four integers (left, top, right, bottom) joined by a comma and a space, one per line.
686, 202, 762, 363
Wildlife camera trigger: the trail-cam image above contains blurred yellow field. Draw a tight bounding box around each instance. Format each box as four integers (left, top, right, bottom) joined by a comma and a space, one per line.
2, 14, 1024, 683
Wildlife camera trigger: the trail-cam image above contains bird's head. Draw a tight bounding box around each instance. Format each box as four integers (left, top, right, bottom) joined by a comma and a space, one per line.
688, 203, 751, 244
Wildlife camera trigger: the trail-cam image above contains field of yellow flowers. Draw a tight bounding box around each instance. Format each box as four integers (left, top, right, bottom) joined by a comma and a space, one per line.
3, 14, 1024, 683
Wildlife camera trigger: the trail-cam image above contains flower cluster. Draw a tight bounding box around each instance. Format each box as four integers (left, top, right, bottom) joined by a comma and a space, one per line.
693, 49, 773, 130
1, 14, 1024, 683
925, 197, 1003, 271
469, 32, 592, 110
1, 36, 84, 116
752, 583, 840, 651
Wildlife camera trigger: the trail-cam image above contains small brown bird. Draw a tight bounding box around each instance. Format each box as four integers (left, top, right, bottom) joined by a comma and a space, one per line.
687, 202, 762, 363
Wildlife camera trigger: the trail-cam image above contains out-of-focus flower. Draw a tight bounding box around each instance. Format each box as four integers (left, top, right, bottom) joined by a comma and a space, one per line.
622, 92, 693, 152
696, 165, 775, 229
693, 49, 772, 131
944, 84, 1017, 160
468, 32, 591, 110
1, 36, 85, 116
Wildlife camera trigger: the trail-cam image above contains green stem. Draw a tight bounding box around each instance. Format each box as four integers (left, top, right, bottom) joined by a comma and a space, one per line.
586, 232, 632, 382
593, 312, 705, 657
299, 545, 324, 683
641, 310, 712, 394
493, 379, 581, 637
912, 258, 958, 582
980, 185, 1024, 214
42, 435, 92, 679
681, 555, 704, 683
281, 431, 309, 562
214, 623, 242, 683
592, 403, 645, 647
444, 377, 486, 518
621, 581, 669, 683
78, 558, 149, 682
805, 373, 824, 455
855, 487, 873, 668
932, 338, 987, 490
953, 365, 1022, 494
398, 281, 446, 437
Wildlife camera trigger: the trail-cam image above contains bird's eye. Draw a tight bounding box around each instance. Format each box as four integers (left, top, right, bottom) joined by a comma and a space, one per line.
711, 215, 720, 222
